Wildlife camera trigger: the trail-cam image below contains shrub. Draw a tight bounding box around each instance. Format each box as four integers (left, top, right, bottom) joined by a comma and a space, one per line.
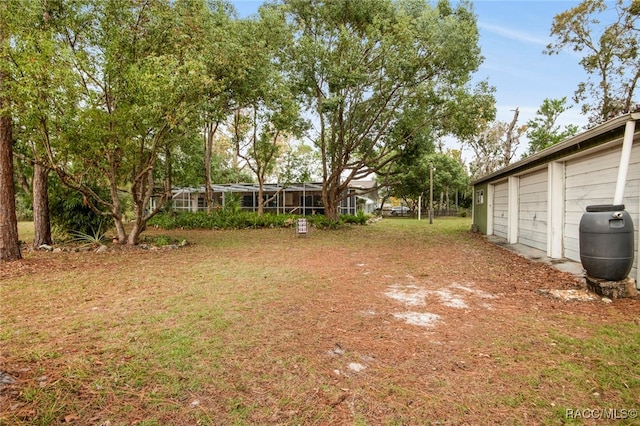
15, 195, 33, 221
148, 211, 302, 230
49, 181, 107, 237
148, 211, 370, 230
341, 211, 369, 225
69, 222, 108, 246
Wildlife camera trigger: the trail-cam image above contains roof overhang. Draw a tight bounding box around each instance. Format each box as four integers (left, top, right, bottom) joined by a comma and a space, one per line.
472, 113, 640, 186
171, 182, 377, 195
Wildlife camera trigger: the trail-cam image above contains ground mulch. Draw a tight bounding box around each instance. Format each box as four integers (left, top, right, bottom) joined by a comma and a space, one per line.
1, 220, 638, 425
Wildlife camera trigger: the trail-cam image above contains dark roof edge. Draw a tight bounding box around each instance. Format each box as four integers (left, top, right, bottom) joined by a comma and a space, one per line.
472, 112, 640, 185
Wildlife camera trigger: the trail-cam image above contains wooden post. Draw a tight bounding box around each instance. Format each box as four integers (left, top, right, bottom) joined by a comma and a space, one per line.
429, 163, 434, 225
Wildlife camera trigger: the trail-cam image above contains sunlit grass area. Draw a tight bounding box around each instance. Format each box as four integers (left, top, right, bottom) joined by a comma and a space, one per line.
17, 222, 34, 244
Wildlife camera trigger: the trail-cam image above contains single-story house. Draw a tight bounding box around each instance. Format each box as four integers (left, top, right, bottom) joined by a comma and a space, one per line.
472, 112, 640, 287
152, 181, 378, 216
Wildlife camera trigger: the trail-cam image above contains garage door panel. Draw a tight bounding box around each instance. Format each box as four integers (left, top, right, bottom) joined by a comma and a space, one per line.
564, 145, 639, 279
493, 182, 508, 239
518, 170, 548, 251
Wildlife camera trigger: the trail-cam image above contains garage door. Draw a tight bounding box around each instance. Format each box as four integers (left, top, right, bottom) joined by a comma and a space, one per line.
518, 169, 548, 251
493, 181, 509, 239
564, 147, 627, 262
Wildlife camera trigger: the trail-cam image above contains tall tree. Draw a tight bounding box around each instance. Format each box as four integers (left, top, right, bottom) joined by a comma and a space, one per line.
5, 1, 61, 248
33, 0, 216, 245
231, 12, 304, 215
390, 152, 468, 212
546, 0, 640, 125
0, 1, 21, 261
277, 142, 320, 184
275, 0, 494, 220
464, 109, 526, 179
525, 97, 579, 155
190, 0, 236, 214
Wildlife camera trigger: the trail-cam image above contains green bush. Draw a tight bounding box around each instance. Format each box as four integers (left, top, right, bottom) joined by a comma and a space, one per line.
148, 210, 371, 230
49, 181, 107, 237
341, 211, 369, 225
15, 195, 33, 221
148, 211, 301, 230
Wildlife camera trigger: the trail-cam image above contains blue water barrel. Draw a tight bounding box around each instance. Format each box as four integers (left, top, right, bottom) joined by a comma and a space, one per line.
579, 204, 634, 281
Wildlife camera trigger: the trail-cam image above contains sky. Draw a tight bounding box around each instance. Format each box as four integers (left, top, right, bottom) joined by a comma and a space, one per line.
230, 0, 601, 157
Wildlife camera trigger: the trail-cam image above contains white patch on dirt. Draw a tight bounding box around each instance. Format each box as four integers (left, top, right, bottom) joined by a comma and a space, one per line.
433, 289, 468, 309
539, 289, 597, 302
393, 312, 440, 327
348, 362, 366, 372
384, 285, 427, 307
385, 282, 496, 311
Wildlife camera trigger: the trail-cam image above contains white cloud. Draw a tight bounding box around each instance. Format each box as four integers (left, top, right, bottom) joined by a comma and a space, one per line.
479, 22, 549, 46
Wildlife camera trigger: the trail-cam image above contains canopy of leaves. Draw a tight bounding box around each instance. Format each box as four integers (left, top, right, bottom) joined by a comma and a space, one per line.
546, 0, 640, 125
270, 0, 494, 219
525, 97, 579, 156
464, 112, 526, 180
389, 152, 469, 207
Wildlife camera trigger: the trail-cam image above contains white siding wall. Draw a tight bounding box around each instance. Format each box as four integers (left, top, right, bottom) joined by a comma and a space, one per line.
518, 169, 548, 251
493, 181, 509, 239
564, 144, 640, 278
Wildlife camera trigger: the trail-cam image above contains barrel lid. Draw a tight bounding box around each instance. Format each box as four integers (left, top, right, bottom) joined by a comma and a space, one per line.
586, 204, 625, 212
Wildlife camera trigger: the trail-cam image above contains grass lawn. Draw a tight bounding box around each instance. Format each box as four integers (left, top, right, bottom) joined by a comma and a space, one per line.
1, 218, 639, 425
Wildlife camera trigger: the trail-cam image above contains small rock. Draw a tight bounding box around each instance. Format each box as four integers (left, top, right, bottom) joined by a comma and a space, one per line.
0, 372, 17, 384
189, 400, 200, 408
328, 345, 345, 356
95, 245, 108, 254
39, 244, 53, 251
601, 297, 613, 304
53, 248, 63, 253
347, 363, 366, 372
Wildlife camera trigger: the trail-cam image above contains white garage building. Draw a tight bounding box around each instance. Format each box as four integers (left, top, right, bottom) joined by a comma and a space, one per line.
472, 113, 640, 287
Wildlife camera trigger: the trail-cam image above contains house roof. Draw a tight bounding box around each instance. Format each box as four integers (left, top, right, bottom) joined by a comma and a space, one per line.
172, 181, 377, 194
472, 112, 640, 185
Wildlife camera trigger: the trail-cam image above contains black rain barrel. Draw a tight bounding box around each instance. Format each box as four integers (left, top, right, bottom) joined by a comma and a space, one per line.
579, 204, 634, 281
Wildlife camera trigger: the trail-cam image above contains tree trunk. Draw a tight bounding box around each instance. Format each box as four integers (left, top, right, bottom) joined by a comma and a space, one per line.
257, 183, 264, 216
0, 16, 21, 261
322, 182, 340, 221
32, 163, 52, 247
204, 122, 216, 214
504, 107, 519, 167
163, 144, 172, 210
0, 103, 22, 261
113, 216, 126, 243
127, 218, 144, 246
445, 189, 450, 211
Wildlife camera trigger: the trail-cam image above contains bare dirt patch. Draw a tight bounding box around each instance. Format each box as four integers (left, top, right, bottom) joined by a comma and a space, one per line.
1, 219, 638, 424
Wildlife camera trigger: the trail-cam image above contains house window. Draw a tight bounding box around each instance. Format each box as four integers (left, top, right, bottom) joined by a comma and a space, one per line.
476, 189, 484, 205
